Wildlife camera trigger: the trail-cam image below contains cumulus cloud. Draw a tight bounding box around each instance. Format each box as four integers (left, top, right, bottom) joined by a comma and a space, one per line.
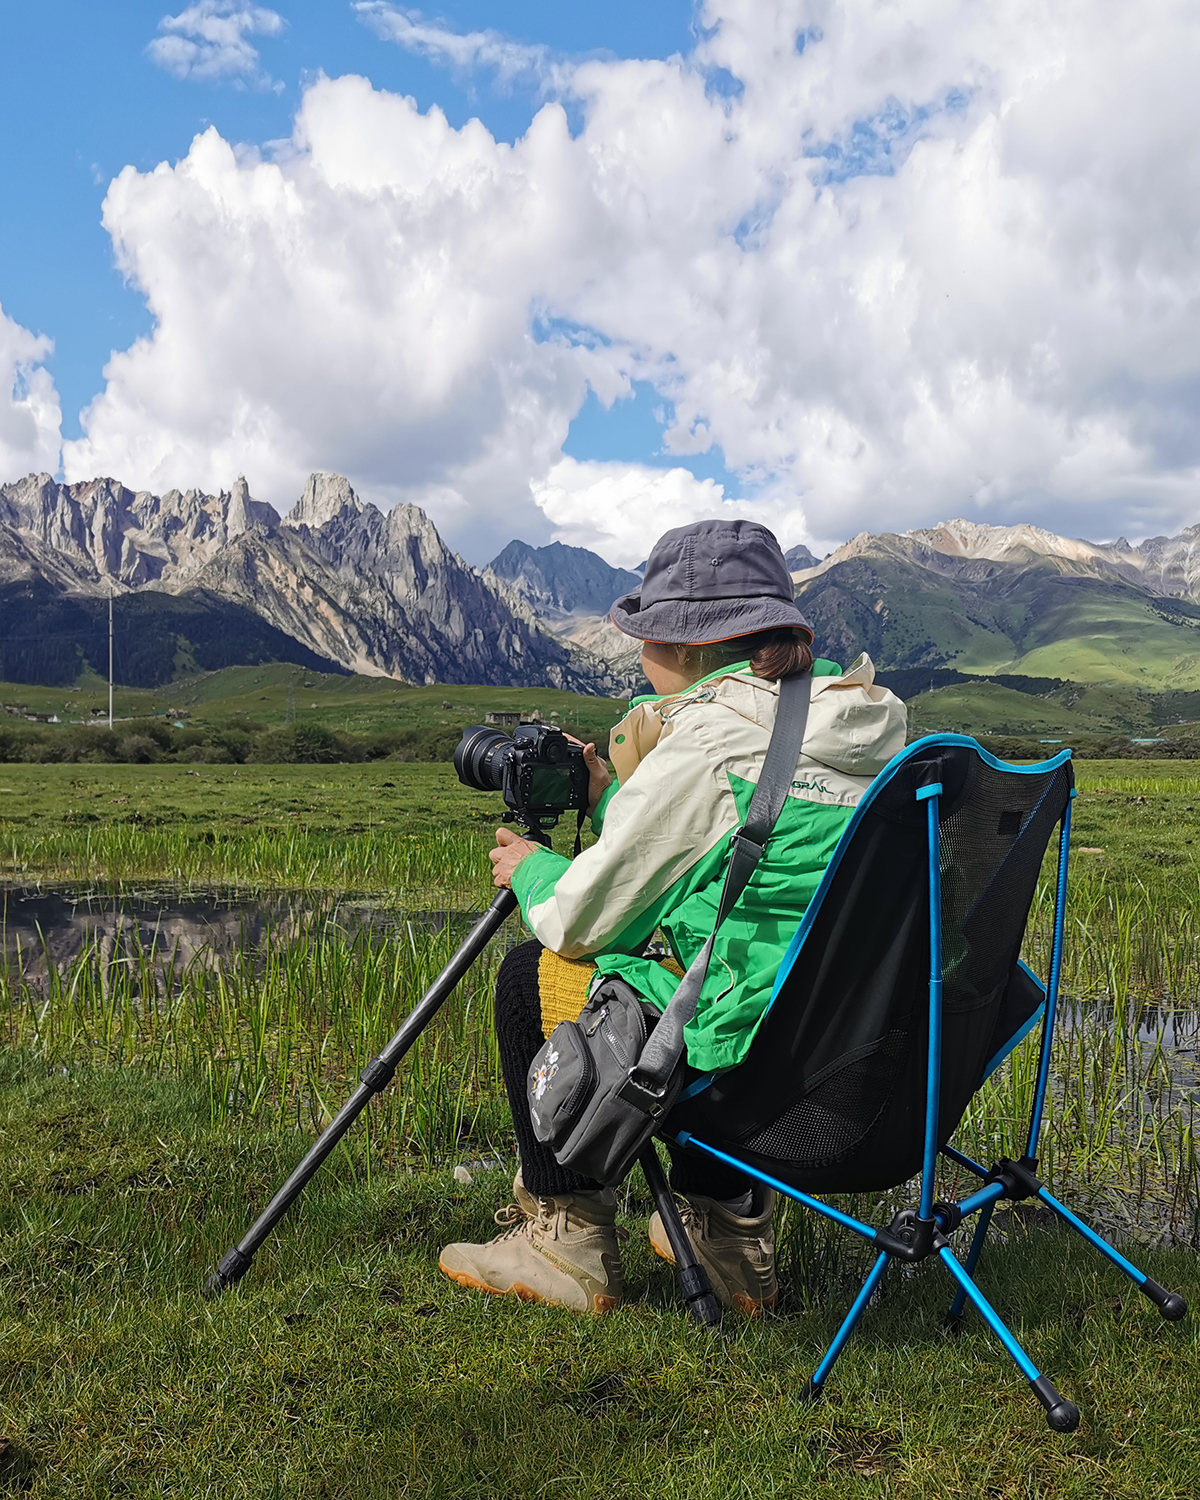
71, 0, 1200, 562
533, 457, 803, 568
0, 304, 62, 482
147, 2, 285, 88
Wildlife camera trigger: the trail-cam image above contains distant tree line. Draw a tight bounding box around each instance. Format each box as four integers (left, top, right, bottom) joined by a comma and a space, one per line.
0, 719, 467, 765
975, 734, 1200, 760
2, 718, 1197, 765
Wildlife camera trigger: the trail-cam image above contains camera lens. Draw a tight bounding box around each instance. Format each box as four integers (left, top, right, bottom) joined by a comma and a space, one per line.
454, 726, 514, 792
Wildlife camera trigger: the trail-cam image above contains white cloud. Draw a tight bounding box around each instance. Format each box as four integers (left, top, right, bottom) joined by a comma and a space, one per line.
148, 2, 285, 88
532, 457, 803, 569
72, 1, 1200, 564
0, 304, 62, 482
354, 3, 558, 93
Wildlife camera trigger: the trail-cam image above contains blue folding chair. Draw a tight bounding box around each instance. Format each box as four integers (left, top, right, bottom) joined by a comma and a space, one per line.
664, 735, 1186, 1431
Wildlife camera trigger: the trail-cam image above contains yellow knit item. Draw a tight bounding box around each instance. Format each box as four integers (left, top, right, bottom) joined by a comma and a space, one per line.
537, 949, 596, 1032
537, 945, 687, 1033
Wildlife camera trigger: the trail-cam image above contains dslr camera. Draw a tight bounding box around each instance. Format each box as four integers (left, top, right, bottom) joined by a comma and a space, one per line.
454, 722, 590, 833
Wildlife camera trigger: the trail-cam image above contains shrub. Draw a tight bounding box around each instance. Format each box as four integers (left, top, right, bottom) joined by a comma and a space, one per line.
118, 735, 161, 764
248, 724, 362, 764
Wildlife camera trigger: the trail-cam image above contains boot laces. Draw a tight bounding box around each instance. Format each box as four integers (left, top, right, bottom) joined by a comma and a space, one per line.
490, 1200, 550, 1242
490, 1198, 629, 1245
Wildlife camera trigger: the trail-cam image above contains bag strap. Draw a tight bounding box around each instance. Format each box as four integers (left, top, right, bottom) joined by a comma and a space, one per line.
619, 670, 813, 1107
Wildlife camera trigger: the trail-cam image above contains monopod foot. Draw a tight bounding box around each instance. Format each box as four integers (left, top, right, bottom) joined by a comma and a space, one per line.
678, 1264, 722, 1326
203, 1245, 253, 1297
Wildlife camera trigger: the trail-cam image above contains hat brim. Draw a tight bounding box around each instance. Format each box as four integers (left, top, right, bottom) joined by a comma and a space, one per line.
609, 591, 813, 645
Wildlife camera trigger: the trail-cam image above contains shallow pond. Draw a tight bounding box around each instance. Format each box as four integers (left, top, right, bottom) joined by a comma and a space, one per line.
0, 883, 483, 980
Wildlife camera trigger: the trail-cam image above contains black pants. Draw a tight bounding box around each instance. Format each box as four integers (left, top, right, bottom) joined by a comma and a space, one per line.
494, 938, 754, 1201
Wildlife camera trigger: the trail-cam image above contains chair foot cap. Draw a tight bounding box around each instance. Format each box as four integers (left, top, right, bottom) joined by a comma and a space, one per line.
1031, 1375, 1079, 1433
799, 1377, 824, 1405
1142, 1278, 1186, 1321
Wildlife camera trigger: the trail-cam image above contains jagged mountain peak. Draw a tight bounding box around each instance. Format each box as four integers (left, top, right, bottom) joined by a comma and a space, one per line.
285, 472, 364, 530
0, 471, 280, 589
783, 542, 819, 572
488, 537, 641, 616
910, 519, 1128, 567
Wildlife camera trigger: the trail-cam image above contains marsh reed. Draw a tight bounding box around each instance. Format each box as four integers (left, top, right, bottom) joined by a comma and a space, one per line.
2, 824, 492, 906
2, 768, 1198, 1255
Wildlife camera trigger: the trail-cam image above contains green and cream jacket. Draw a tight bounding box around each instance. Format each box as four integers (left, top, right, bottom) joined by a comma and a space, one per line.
510, 656, 907, 1073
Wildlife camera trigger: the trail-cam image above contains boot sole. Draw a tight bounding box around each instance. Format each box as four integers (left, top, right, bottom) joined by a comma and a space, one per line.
649, 1230, 778, 1317
438, 1258, 620, 1314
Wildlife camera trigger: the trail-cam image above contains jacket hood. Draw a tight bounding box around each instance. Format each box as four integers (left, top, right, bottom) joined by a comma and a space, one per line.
608, 654, 906, 784
707, 654, 906, 778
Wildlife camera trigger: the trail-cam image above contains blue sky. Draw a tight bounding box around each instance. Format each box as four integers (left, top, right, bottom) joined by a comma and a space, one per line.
1, 2, 1195, 565
1, 1, 744, 492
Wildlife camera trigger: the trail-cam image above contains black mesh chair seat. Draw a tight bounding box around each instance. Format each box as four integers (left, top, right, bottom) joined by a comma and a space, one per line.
670, 738, 1068, 1193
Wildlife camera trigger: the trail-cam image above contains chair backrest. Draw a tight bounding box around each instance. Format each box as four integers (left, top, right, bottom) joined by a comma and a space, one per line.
670, 736, 1074, 1194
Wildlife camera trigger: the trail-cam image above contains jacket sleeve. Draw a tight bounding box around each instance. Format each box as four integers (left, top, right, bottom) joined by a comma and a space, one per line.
509, 713, 740, 960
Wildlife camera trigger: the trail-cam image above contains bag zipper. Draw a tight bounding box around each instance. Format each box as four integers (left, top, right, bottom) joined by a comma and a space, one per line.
601, 1002, 647, 1066
554, 1023, 599, 1125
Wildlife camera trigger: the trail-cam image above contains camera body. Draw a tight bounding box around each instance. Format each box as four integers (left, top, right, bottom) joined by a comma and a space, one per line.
454, 722, 590, 832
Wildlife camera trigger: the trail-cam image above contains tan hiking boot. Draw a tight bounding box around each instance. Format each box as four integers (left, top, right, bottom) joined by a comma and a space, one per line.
439, 1174, 625, 1313
649, 1187, 777, 1315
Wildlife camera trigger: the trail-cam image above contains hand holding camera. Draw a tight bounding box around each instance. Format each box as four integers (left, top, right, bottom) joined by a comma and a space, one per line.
562, 736, 612, 816
489, 827, 540, 887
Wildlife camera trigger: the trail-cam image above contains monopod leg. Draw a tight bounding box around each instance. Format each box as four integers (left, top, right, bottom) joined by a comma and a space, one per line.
640, 1145, 722, 1326
205, 888, 519, 1295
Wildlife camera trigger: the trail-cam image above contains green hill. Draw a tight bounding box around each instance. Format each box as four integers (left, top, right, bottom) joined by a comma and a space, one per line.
798, 551, 1200, 689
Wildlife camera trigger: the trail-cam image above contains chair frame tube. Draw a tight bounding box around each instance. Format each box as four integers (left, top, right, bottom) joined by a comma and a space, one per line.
1026, 792, 1074, 1158
916, 781, 944, 1221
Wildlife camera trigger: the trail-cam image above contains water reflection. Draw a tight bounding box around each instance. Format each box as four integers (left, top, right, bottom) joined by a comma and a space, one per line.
0, 884, 478, 981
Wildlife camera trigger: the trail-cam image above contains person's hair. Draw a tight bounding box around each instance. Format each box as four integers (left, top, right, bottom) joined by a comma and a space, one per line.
681, 627, 814, 682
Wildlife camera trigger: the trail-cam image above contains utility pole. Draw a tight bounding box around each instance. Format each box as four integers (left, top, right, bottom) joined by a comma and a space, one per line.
108, 592, 114, 731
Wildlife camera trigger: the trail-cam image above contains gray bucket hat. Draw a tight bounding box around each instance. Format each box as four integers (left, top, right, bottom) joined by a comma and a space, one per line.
610, 518, 813, 645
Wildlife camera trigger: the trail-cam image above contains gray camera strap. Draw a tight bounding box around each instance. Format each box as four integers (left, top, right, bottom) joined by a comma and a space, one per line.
620, 670, 813, 1102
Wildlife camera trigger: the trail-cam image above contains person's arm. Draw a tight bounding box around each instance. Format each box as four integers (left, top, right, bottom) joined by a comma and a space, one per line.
509, 715, 739, 960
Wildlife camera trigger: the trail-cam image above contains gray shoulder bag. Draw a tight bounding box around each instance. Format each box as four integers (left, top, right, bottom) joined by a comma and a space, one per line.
526, 671, 813, 1187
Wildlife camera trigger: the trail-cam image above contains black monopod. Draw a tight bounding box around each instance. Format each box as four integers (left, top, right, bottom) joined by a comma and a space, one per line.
205, 886, 520, 1296
205, 829, 720, 1324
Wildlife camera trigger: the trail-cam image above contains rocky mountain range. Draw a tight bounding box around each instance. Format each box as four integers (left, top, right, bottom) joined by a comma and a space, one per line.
485, 538, 645, 688
4, 466, 1200, 699
0, 472, 625, 692
793, 519, 1200, 689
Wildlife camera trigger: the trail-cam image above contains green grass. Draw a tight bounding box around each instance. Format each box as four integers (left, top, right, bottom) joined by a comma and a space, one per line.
0, 763, 591, 897
1, 1062, 1198, 1498
0, 762, 1199, 1492
0, 665, 628, 741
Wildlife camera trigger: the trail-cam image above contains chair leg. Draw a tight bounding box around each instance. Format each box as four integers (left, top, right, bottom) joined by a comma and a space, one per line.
1034, 1186, 1186, 1320
799, 1251, 890, 1402
937, 1245, 1080, 1432
946, 1199, 995, 1326
638, 1146, 722, 1326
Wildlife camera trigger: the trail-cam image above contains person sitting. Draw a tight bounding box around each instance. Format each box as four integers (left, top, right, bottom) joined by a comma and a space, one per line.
439, 518, 906, 1314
